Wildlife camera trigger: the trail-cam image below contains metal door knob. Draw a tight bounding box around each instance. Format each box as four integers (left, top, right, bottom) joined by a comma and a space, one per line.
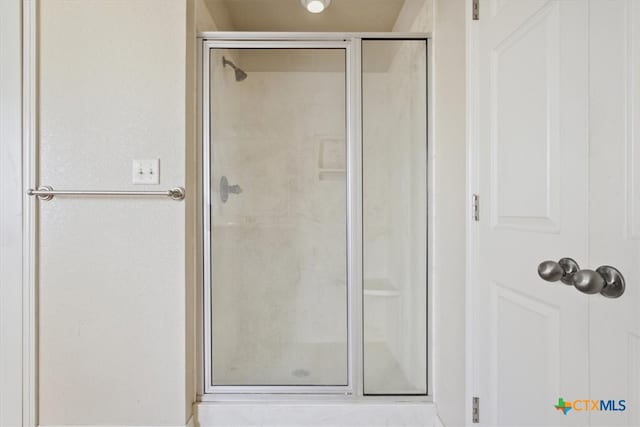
571, 269, 605, 294
537, 258, 580, 285
571, 266, 625, 298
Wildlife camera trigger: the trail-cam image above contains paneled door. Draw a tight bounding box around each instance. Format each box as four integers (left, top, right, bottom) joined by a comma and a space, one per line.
588, 2, 640, 426
474, 0, 639, 425
473, 1, 590, 425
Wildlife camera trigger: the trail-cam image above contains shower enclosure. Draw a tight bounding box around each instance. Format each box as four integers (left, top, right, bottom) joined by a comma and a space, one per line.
200, 33, 428, 398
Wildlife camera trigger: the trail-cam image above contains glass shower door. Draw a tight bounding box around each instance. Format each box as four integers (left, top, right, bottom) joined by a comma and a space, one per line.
205, 47, 349, 388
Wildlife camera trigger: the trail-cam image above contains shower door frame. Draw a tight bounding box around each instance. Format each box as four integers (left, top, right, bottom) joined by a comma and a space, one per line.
199, 32, 431, 400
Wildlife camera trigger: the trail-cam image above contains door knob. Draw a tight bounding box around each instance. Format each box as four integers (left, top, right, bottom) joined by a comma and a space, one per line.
571, 266, 625, 298
537, 258, 580, 285
571, 269, 605, 294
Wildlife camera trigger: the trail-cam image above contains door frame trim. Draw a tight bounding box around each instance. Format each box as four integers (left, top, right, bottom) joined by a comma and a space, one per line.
4, 0, 41, 425
23, 0, 38, 424
465, 1, 480, 426
197, 32, 431, 41
0, 0, 32, 425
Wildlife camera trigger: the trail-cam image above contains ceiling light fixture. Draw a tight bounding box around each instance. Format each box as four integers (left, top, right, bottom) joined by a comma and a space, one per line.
300, 0, 331, 13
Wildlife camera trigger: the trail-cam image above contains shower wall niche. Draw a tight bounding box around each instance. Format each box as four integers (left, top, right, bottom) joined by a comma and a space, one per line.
201, 36, 428, 397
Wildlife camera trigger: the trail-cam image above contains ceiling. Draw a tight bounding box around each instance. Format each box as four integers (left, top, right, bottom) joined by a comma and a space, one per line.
203, 0, 407, 32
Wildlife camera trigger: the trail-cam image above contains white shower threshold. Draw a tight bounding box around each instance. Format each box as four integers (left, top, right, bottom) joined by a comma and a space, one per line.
194, 401, 441, 427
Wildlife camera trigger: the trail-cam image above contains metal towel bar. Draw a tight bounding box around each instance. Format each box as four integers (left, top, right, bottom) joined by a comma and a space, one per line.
27, 186, 185, 201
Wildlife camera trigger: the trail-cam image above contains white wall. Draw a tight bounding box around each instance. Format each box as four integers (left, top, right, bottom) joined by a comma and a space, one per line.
185, 0, 197, 418
432, 0, 466, 426
200, 0, 235, 31
38, 1, 192, 425
393, 0, 434, 32
195, 0, 217, 32
29, 0, 466, 425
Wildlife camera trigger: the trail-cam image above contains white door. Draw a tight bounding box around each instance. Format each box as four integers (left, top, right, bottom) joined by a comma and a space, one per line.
474, 0, 590, 425
473, 0, 639, 426
588, 1, 640, 426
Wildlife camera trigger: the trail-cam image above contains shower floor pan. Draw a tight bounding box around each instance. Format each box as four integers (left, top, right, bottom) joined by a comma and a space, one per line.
212, 342, 419, 394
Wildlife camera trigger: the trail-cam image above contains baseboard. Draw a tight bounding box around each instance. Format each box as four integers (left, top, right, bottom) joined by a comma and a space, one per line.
39, 404, 434, 427
40, 416, 193, 427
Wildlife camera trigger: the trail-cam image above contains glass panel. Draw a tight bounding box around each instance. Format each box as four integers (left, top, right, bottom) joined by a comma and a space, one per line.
362, 40, 428, 395
209, 48, 348, 386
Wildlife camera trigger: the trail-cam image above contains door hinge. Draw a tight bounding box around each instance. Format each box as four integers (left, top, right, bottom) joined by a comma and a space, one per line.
472, 396, 480, 423
472, 0, 480, 20
472, 194, 480, 221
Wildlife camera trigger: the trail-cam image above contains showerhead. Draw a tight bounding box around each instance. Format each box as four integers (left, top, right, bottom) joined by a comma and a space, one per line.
234, 68, 247, 82
222, 56, 247, 82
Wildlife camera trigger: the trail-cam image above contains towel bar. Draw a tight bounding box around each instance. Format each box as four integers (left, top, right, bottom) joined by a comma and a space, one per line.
27, 186, 185, 201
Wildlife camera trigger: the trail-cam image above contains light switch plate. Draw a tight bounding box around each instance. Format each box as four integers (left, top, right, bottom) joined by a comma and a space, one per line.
132, 159, 160, 184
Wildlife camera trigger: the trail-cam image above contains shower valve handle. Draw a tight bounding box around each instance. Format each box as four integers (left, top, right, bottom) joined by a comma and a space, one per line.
228, 184, 242, 194
220, 176, 242, 203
